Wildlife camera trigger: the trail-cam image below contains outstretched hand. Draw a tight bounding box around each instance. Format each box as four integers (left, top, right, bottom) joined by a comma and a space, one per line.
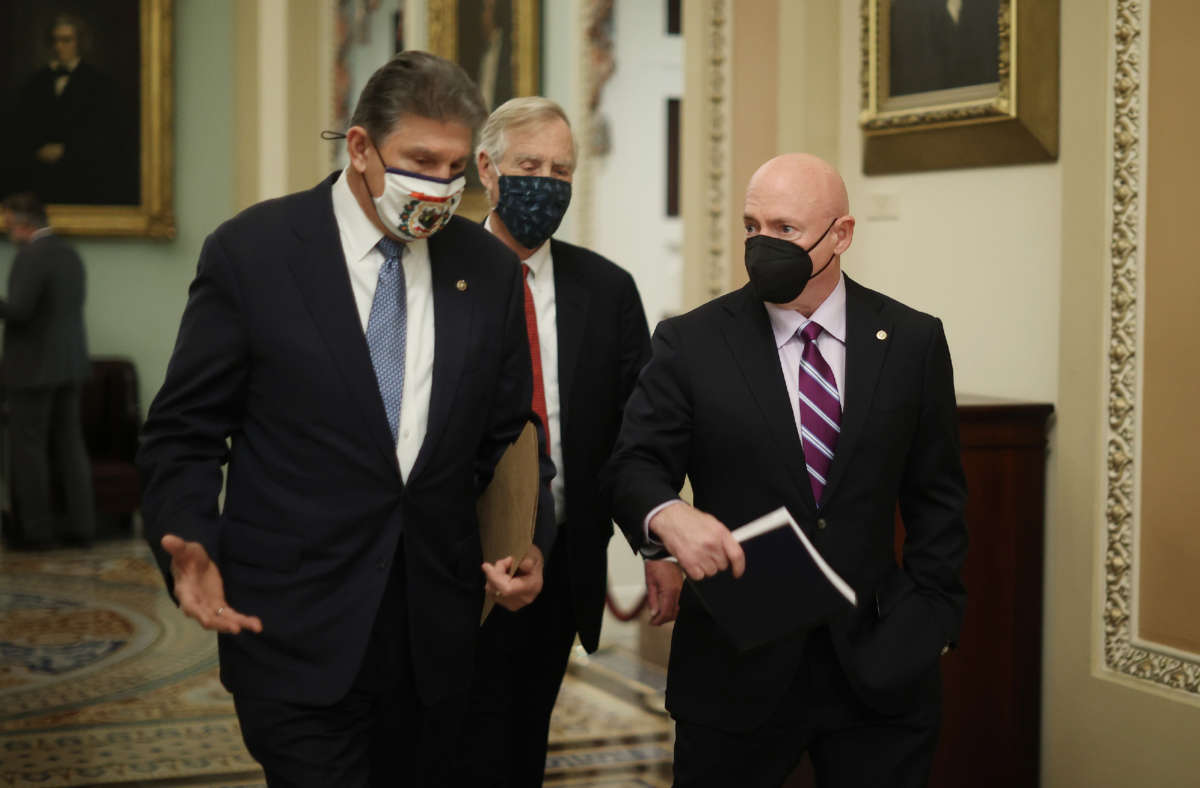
482, 544, 545, 612
161, 534, 263, 635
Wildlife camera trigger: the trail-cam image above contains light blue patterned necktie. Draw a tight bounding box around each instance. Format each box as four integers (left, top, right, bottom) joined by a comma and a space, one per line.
366, 236, 407, 444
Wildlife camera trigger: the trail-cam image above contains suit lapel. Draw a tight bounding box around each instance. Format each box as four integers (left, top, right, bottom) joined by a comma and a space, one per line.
721, 287, 816, 512
822, 276, 892, 503
550, 240, 589, 435
287, 174, 398, 472
408, 229, 476, 481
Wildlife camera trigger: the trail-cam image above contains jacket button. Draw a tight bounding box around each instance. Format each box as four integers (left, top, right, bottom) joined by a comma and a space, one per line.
377, 560, 388, 571
816, 518, 828, 530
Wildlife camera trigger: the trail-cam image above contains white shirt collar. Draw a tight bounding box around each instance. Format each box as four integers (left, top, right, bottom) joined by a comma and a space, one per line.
30, 226, 55, 241
331, 167, 385, 265
484, 214, 553, 275
764, 272, 847, 349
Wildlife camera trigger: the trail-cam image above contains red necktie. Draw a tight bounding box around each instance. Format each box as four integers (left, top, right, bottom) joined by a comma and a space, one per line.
522, 264, 550, 442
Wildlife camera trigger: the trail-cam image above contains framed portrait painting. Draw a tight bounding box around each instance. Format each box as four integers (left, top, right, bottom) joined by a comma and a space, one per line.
427, 0, 541, 217
860, 0, 1059, 174
0, 0, 174, 238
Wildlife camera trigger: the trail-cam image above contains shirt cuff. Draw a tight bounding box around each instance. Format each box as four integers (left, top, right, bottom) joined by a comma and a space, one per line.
640, 499, 681, 558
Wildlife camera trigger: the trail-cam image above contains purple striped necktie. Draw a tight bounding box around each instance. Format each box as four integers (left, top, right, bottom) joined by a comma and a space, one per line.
797, 321, 841, 504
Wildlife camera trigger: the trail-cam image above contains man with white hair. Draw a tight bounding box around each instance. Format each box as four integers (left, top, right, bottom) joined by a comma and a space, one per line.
608, 153, 968, 787
460, 96, 683, 785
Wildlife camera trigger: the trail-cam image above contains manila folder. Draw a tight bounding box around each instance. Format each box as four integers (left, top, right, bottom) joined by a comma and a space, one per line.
477, 421, 540, 624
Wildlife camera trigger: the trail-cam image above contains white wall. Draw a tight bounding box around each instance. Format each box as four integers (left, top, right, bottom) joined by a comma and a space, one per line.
580, 0, 685, 606
836, 0, 1062, 404
538, 0, 584, 243
588, 0, 684, 329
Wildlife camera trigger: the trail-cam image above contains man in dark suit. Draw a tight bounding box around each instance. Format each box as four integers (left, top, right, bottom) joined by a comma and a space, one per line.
607, 153, 967, 787
137, 52, 554, 787
459, 96, 682, 786
889, 0, 1000, 97
13, 14, 126, 204
1, 191, 95, 548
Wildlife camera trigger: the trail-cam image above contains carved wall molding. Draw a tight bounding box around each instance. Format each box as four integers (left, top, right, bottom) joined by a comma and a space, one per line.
705, 0, 731, 299
1103, 0, 1200, 696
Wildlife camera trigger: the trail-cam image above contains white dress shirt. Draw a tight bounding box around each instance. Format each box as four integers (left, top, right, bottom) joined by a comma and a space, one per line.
946, 0, 963, 25
485, 217, 566, 523
331, 168, 434, 481
764, 272, 848, 434
50, 58, 79, 97
642, 273, 848, 547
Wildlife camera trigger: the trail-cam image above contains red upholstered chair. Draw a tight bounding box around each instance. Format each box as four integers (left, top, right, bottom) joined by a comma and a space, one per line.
79, 357, 142, 536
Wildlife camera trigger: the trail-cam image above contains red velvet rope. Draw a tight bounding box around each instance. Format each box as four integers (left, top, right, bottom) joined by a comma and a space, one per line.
604, 589, 649, 622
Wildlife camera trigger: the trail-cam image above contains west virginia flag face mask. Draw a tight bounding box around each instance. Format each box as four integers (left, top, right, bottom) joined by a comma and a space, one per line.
368, 164, 466, 241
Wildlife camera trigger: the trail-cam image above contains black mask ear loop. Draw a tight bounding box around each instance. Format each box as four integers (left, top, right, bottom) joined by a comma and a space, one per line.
807, 217, 840, 280
325, 129, 392, 231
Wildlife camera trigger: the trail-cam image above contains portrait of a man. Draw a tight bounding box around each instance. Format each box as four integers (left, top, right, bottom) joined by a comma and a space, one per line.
0, 3, 141, 207
889, 0, 1000, 97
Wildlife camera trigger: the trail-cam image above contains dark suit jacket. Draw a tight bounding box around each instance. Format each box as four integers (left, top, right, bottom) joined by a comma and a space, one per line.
608, 277, 968, 730
0, 233, 90, 389
16, 62, 131, 204
889, 0, 1000, 97
546, 239, 650, 652
138, 172, 554, 707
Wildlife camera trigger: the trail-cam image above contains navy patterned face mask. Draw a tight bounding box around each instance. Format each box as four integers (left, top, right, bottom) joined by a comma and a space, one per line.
495, 175, 572, 250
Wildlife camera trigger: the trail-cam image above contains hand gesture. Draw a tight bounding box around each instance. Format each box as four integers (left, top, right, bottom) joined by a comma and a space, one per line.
649, 501, 745, 581
161, 534, 263, 635
482, 543, 545, 612
644, 559, 683, 625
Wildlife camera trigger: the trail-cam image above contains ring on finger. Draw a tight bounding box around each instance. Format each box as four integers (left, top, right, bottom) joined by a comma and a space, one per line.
216, 607, 225, 616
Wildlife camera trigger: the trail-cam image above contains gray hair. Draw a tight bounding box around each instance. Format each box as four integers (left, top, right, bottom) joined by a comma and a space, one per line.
349, 51, 488, 144
476, 96, 576, 171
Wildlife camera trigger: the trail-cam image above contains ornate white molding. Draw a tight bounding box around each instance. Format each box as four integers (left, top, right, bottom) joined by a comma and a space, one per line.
705, 0, 731, 299
1103, 0, 1200, 696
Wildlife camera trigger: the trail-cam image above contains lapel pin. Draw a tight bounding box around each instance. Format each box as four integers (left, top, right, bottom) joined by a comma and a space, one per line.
456, 279, 468, 292
876, 329, 888, 340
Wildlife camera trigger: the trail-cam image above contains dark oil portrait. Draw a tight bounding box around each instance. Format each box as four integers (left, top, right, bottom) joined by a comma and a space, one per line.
0, 2, 141, 206
888, 0, 1000, 98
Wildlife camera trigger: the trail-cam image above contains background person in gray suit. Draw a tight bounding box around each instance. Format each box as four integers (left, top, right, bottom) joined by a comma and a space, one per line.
1, 191, 94, 548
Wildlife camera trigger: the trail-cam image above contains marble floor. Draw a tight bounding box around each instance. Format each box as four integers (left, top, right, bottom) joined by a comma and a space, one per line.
0, 541, 671, 787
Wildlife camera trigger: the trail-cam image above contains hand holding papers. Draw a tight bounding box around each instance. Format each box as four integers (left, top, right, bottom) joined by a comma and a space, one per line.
477, 421, 540, 623
647, 501, 745, 580
683, 506, 858, 651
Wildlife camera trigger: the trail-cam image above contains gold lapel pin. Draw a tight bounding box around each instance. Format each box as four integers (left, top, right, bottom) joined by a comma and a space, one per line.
456, 279, 468, 292
876, 329, 888, 340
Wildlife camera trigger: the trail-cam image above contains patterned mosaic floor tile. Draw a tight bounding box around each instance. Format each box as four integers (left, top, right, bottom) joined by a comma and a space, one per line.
1, 541, 672, 786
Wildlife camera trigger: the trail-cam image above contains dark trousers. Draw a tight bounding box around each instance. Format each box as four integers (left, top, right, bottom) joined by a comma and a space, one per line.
7, 384, 95, 545
233, 556, 467, 787
458, 525, 580, 787
672, 629, 941, 788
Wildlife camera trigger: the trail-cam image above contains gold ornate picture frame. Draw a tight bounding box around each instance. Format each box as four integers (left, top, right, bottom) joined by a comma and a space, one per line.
0, 0, 174, 239
859, 0, 1058, 174
1103, 0, 1200, 698
427, 0, 541, 218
